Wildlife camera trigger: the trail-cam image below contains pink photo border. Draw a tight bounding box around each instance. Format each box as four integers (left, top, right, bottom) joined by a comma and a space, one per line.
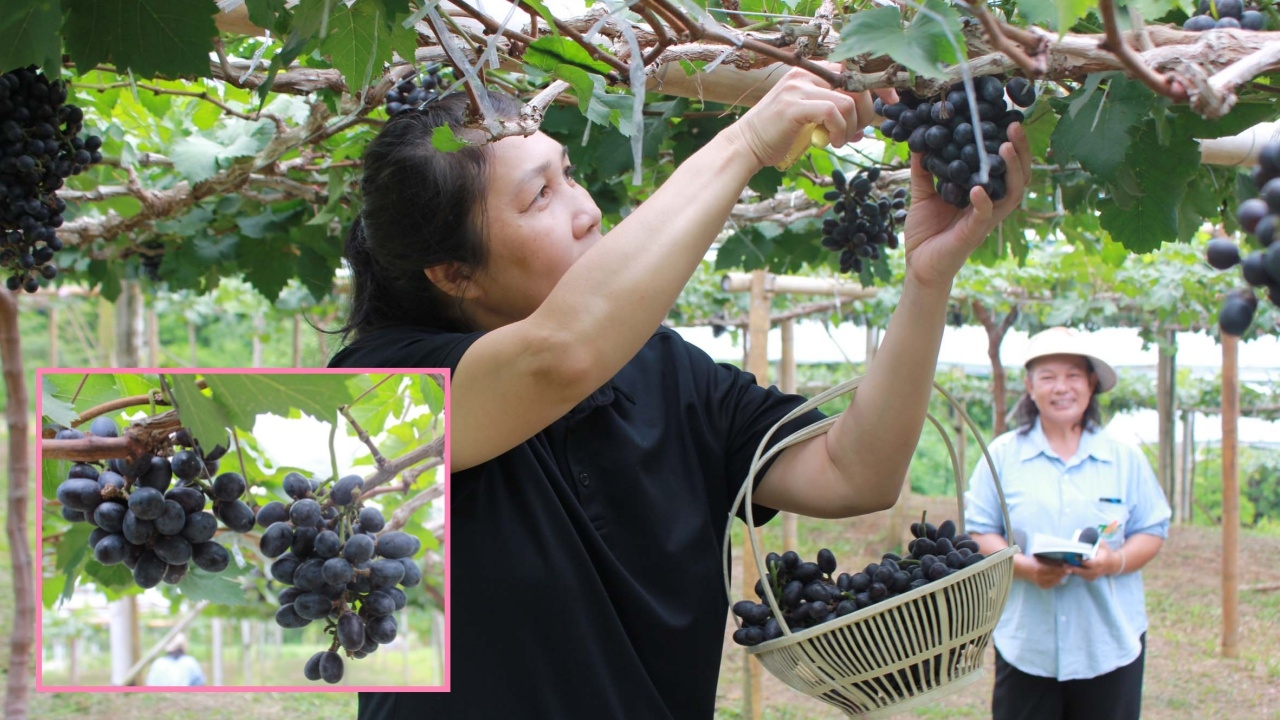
34, 367, 452, 694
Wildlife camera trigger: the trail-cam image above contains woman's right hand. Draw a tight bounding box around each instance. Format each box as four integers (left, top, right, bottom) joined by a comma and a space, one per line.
1016, 554, 1071, 589
729, 65, 890, 170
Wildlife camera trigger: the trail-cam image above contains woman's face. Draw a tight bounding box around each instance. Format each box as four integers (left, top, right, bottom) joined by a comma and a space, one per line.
467, 131, 603, 328
1025, 354, 1097, 428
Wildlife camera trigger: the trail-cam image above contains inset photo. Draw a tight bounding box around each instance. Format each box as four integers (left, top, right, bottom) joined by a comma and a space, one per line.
36, 370, 449, 692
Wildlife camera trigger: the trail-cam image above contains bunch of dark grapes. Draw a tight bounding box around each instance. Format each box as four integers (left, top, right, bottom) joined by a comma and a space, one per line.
732, 517, 985, 647
1183, 0, 1266, 30
53, 418, 248, 590
383, 65, 450, 117
820, 167, 907, 278
260, 471, 421, 684
1210, 140, 1280, 335
875, 76, 1035, 208
0, 65, 102, 293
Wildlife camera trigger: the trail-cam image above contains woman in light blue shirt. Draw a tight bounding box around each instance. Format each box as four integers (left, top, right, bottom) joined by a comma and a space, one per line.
965, 327, 1171, 720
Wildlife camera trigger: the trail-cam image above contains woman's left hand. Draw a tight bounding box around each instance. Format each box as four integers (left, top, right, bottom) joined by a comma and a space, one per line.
1072, 545, 1122, 582
900, 123, 1033, 292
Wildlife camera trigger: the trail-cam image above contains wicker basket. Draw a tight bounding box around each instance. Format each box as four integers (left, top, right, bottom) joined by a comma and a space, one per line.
723, 377, 1018, 718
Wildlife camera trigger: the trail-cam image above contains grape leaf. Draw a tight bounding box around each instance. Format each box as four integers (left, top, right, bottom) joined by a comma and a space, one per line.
519, 0, 561, 37
235, 232, 295, 302
42, 373, 117, 420
421, 374, 444, 417
525, 36, 615, 76
320, 1, 395, 92
169, 136, 223, 183
295, 225, 340, 302
202, 375, 353, 430
42, 457, 69, 499
83, 558, 136, 590
42, 574, 66, 609
830, 0, 963, 80
1049, 76, 1157, 183
1018, 0, 1093, 33
1098, 124, 1201, 253
431, 125, 469, 152
63, 0, 218, 78
178, 567, 251, 606
245, 0, 289, 34
0, 0, 63, 75
168, 374, 232, 454
550, 65, 596, 113
57, 523, 92, 574
41, 389, 77, 428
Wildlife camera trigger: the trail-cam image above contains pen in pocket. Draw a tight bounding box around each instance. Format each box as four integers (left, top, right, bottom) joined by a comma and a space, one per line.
1098, 497, 1123, 504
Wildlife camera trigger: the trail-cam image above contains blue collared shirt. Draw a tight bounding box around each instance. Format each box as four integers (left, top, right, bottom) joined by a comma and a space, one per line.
963, 419, 1172, 681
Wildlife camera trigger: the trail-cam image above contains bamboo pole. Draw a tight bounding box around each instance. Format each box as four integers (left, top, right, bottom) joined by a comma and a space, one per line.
741, 269, 771, 720
721, 272, 878, 300
779, 318, 798, 553
1221, 334, 1239, 659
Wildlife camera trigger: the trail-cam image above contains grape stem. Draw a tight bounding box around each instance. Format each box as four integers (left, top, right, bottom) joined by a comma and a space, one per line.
381, 484, 446, 535
42, 412, 184, 460
1096, 0, 1188, 102
339, 406, 389, 470
66, 389, 173, 428
360, 435, 445, 494
959, 0, 1049, 77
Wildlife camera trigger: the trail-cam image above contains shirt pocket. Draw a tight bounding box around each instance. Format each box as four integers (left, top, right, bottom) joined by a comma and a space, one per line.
1086, 499, 1130, 548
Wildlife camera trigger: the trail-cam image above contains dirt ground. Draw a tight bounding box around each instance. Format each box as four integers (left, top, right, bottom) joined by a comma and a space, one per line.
714, 495, 1280, 720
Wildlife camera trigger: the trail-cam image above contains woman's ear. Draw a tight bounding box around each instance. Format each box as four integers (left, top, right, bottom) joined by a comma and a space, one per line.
424, 263, 480, 300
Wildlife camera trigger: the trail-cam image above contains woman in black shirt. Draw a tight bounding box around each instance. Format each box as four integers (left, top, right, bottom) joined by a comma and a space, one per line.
329, 65, 1032, 719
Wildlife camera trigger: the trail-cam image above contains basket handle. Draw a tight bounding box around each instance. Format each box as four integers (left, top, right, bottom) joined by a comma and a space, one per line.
722, 377, 1015, 638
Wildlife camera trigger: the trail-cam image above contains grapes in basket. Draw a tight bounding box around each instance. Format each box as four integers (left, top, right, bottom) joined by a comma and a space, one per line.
732, 515, 986, 647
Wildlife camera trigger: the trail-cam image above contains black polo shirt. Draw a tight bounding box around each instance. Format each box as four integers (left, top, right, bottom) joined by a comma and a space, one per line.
329, 325, 825, 719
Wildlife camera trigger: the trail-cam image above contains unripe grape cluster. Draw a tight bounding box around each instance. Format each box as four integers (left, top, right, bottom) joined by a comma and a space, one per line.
1182, 0, 1266, 30
0, 65, 103, 293
1210, 139, 1280, 335
260, 471, 421, 684
876, 77, 1034, 208
383, 65, 450, 117
820, 167, 907, 277
54, 418, 245, 590
732, 518, 985, 647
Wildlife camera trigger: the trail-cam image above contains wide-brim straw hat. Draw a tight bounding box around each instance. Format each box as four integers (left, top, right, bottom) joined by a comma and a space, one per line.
1021, 327, 1117, 393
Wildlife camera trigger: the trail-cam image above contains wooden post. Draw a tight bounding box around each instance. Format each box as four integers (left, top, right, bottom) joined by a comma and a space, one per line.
146, 305, 160, 368
779, 318, 798, 552
742, 269, 771, 720
187, 321, 199, 367
1221, 335, 1239, 659
211, 617, 224, 686
865, 325, 880, 365
1157, 330, 1177, 513
108, 599, 134, 686
240, 619, 252, 684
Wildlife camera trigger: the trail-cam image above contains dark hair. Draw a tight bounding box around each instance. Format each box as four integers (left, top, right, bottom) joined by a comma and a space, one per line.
1013, 357, 1104, 434
336, 91, 523, 340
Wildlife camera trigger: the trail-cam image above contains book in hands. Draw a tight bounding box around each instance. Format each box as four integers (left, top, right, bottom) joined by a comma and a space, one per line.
1026, 528, 1101, 567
